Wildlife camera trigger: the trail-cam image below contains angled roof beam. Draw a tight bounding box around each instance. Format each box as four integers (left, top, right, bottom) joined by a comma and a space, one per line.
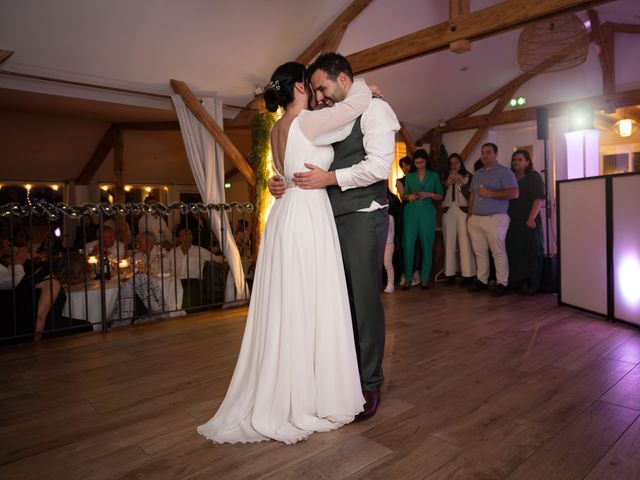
417, 34, 595, 144
347, 0, 613, 74
398, 122, 416, 156
76, 126, 116, 185
437, 87, 640, 133
461, 84, 519, 161
296, 0, 373, 65
0, 49, 14, 64
229, 0, 371, 130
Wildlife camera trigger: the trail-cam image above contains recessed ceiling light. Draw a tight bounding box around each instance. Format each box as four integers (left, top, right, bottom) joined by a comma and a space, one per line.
460, 66, 469, 72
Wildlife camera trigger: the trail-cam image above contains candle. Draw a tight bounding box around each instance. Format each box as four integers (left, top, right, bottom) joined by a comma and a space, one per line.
118, 259, 129, 269
88, 256, 98, 265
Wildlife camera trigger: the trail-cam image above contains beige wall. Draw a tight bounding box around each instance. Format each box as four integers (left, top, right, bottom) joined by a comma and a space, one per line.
0, 109, 254, 204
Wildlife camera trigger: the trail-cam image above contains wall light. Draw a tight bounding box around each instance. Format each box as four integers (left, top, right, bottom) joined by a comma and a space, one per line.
24, 184, 32, 191
101, 185, 110, 191
144, 186, 152, 193
613, 118, 639, 138
51, 184, 59, 191
124, 185, 132, 192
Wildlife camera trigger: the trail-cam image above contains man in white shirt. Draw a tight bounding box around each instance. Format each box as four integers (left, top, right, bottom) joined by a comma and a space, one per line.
134, 231, 166, 274
269, 53, 399, 421
0, 234, 28, 290
138, 196, 171, 245
86, 226, 126, 260
167, 227, 221, 310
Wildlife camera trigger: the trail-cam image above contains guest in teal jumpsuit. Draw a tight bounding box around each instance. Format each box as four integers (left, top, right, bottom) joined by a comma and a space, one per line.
401, 149, 443, 289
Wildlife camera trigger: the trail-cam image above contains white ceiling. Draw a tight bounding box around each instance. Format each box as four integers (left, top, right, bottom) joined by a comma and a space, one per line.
1, 0, 640, 142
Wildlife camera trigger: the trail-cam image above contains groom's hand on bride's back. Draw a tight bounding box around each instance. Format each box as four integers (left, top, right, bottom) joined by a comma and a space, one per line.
294, 164, 337, 189
267, 176, 286, 199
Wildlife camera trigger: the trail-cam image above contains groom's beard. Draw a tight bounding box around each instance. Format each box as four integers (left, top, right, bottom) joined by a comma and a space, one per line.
311, 102, 329, 111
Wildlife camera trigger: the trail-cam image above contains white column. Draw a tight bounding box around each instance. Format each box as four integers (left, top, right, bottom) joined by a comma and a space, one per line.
563, 129, 601, 179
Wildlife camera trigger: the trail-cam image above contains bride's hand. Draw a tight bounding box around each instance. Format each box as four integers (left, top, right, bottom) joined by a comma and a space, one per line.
293, 164, 338, 189
369, 85, 384, 99
267, 176, 286, 199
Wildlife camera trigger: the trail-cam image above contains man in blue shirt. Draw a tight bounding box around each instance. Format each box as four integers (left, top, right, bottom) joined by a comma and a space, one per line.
467, 143, 519, 296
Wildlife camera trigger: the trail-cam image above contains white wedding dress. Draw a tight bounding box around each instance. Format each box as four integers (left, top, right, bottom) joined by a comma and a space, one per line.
197, 81, 372, 445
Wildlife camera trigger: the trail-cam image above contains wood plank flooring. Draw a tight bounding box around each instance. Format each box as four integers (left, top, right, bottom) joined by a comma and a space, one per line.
2, 285, 640, 480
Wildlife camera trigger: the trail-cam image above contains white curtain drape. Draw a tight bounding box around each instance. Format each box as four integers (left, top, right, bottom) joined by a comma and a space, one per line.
172, 94, 248, 302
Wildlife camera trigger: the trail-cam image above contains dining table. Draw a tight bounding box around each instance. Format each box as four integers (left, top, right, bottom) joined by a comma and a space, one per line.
62, 271, 184, 330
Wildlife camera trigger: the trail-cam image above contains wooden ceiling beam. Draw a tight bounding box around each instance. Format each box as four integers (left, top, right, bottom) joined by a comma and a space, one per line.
76, 126, 116, 185
347, 0, 612, 74
296, 0, 373, 65
449, 0, 471, 54
438, 87, 640, 133
601, 21, 616, 106
460, 83, 519, 161
114, 121, 180, 131
398, 122, 416, 156
417, 34, 597, 144
171, 79, 256, 186
610, 22, 640, 34
321, 21, 350, 55
0, 49, 14, 64
588, 10, 615, 100
229, 0, 370, 130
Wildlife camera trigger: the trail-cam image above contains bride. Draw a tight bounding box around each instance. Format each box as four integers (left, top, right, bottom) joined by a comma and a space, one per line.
197, 62, 373, 444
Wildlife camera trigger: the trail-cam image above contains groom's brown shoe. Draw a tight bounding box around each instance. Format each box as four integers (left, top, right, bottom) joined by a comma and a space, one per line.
355, 389, 381, 422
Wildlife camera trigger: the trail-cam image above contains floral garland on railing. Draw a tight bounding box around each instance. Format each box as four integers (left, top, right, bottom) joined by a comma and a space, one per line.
0, 201, 255, 220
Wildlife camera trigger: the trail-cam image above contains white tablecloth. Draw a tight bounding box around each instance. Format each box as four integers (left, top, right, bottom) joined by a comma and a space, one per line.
63, 274, 184, 330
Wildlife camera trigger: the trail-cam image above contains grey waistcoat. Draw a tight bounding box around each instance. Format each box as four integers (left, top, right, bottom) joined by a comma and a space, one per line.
327, 116, 387, 217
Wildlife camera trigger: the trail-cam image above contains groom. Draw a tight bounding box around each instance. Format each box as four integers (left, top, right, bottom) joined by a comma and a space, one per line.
269, 53, 399, 420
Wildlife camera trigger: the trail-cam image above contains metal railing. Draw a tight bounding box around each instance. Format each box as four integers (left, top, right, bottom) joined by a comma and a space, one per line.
0, 201, 254, 343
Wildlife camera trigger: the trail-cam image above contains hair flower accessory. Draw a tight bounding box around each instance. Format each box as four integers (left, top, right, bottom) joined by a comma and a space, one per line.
268, 80, 280, 91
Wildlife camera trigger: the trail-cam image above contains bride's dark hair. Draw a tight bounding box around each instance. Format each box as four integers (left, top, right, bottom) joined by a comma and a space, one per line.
264, 62, 309, 113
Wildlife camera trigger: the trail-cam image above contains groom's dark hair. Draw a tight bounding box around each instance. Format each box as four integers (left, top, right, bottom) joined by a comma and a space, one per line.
308, 53, 353, 81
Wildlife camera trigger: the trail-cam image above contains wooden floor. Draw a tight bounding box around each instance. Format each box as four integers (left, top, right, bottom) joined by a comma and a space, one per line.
2, 285, 640, 480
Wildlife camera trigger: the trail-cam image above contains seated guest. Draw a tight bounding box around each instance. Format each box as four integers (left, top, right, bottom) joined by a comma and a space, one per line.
104, 215, 132, 250
138, 195, 172, 246
73, 214, 99, 250
85, 225, 126, 260
133, 231, 166, 273
36, 225, 64, 260
169, 227, 221, 278
15, 253, 87, 342
184, 211, 214, 249
0, 232, 29, 290
169, 227, 221, 310
234, 219, 251, 257
506, 149, 545, 295
111, 273, 167, 325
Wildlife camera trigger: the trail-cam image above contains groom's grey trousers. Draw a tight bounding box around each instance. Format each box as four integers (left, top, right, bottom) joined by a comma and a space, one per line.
334, 209, 387, 392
